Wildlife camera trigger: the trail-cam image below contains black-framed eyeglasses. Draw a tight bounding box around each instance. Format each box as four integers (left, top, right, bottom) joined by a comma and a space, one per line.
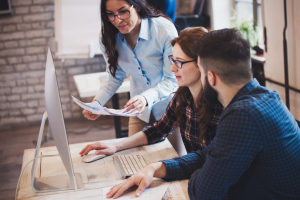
103, 5, 134, 22
168, 55, 196, 69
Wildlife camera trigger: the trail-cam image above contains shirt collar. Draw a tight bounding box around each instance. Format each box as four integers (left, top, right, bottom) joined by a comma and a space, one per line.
227, 78, 260, 107
118, 18, 150, 42
139, 18, 150, 41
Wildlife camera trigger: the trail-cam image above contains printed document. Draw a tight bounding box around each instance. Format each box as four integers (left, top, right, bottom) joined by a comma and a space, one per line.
72, 96, 141, 116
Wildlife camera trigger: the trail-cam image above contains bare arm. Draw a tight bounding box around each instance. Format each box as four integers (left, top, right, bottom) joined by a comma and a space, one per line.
115, 131, 148, 151
79, 131, 148, 156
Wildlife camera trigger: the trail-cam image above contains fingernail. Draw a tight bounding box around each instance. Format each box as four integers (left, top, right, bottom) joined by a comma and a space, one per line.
136, 192, 140, 196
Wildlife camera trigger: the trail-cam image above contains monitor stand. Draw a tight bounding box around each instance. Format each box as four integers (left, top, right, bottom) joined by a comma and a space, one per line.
31, 111, 84, 192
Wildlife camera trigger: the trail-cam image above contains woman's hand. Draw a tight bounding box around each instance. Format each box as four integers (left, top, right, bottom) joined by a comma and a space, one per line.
82, 110, 100, 120
79, 142, 117, 156
125, 95, 147, 114
82, 99, 100, 120
106, 164, 156, 199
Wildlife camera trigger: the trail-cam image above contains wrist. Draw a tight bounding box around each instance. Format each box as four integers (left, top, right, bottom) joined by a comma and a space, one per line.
114, 142, 122, 152
150, 162, 166, 178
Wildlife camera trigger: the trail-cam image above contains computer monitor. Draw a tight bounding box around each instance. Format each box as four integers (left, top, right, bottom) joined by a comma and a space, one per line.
31, 48, 83, 192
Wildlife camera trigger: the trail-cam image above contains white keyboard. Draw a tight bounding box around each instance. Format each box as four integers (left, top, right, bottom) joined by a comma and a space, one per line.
113, 155, 147, 179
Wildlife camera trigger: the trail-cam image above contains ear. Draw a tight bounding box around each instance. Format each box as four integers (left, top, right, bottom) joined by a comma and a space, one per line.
207, 71, 217, 86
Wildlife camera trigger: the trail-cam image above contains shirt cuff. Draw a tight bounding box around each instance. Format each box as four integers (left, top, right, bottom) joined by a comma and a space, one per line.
141, 88, 159, 108
161, 159, 181, 180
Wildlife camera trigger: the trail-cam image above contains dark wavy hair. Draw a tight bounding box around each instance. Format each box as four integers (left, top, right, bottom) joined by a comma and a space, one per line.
100, 0, 168, 78
171, 27, 211, 141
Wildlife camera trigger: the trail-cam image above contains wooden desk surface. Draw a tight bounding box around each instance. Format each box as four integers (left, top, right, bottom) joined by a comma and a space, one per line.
17, 138, 189, 200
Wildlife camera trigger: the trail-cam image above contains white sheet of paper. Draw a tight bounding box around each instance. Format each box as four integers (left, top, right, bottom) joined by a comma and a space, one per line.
72, 96, 140, 116
102, 180, 170, 200
162, 181, 186, 200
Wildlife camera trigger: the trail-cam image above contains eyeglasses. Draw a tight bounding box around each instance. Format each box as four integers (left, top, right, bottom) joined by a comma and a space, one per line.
168, 55, 196, 69
104, 5, 134, 22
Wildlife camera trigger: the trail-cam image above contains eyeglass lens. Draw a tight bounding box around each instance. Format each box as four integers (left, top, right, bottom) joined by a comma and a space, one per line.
169, 56, 182, 69
107, 10, 130, 21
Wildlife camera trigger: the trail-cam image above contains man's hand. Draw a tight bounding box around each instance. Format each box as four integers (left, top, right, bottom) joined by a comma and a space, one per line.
124, 95, 147, 114
79, 142, 117, 156
106, 162, 166, 199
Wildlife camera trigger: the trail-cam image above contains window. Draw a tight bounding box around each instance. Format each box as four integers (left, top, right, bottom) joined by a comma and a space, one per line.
54, 0, 102, 58
235, 0, 263, 45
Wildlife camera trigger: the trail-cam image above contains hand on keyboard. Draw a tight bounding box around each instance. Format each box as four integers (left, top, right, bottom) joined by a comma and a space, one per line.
79, 142, 117, 156
106, 164, 155, 199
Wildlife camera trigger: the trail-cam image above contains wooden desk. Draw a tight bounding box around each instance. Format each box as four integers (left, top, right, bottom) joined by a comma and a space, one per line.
73, 72, 130, 138
17, 138, 189, 200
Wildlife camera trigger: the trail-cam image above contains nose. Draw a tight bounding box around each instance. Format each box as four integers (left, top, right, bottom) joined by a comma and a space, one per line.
170, 63, 178, 72
114, 16, 121, 24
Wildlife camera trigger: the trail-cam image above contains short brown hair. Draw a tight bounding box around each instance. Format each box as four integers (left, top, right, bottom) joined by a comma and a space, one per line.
193, 28, 253, 85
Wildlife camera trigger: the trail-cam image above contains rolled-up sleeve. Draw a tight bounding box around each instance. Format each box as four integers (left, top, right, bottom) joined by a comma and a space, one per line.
143, 96, 177, 144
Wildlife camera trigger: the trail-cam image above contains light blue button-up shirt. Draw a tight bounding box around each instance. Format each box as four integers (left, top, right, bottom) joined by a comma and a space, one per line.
94, 17, 178, 123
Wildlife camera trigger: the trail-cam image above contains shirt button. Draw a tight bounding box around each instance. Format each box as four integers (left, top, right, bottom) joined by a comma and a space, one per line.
143, 74, 145, 77
147, 82, 149, 85
138, 67, 140, 70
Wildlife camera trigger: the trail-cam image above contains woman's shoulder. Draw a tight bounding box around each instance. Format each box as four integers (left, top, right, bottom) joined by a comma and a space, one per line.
150, 17, 177, 37
151, 17, 173, 26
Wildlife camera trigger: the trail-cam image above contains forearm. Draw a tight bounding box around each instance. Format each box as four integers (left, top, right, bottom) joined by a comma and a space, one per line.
152, 162, 167, 178
115, 131, 148, 152
162, 150, 206, 181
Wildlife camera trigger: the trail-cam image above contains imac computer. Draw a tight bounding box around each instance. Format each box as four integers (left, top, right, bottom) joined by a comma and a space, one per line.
31, 48, 83, 192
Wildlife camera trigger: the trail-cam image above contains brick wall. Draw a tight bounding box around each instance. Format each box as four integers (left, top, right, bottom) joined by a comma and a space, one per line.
0, 0, 106, 130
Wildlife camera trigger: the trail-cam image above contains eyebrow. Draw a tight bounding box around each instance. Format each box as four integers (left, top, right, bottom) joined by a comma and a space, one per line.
106, 6, 128, 13
174, 56, 187, 61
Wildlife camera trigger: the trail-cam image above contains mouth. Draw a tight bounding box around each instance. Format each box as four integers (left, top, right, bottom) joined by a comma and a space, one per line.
175, 76, 181, 79
118, 24, 127, 30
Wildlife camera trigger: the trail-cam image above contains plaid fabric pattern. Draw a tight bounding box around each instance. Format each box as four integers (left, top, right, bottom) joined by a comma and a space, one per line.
143, 89, 223, 152
162, 79, 300, 200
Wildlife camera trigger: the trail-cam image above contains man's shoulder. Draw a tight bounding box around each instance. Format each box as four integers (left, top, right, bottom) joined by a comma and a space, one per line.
224, 85, 289, 127
229, 85, 279, 111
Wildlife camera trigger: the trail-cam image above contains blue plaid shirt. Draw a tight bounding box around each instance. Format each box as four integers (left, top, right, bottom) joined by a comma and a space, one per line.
162, 79, 300, 200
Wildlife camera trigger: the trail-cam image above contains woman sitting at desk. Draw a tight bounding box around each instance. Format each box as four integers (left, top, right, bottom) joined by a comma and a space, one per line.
80, 27, 223, 157
82, 0, 178, 136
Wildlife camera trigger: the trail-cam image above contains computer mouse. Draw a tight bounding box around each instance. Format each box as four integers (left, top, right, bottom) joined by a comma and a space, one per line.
82, 151, 106, 163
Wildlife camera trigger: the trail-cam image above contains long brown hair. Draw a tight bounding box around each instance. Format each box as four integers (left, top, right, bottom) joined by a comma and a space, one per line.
100, 0, 169, 78
171, 27, 211, 141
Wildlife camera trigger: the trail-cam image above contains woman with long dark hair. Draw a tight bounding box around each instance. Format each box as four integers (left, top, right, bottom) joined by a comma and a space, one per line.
80, 27, 223, 158
82, 0, 179, 136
